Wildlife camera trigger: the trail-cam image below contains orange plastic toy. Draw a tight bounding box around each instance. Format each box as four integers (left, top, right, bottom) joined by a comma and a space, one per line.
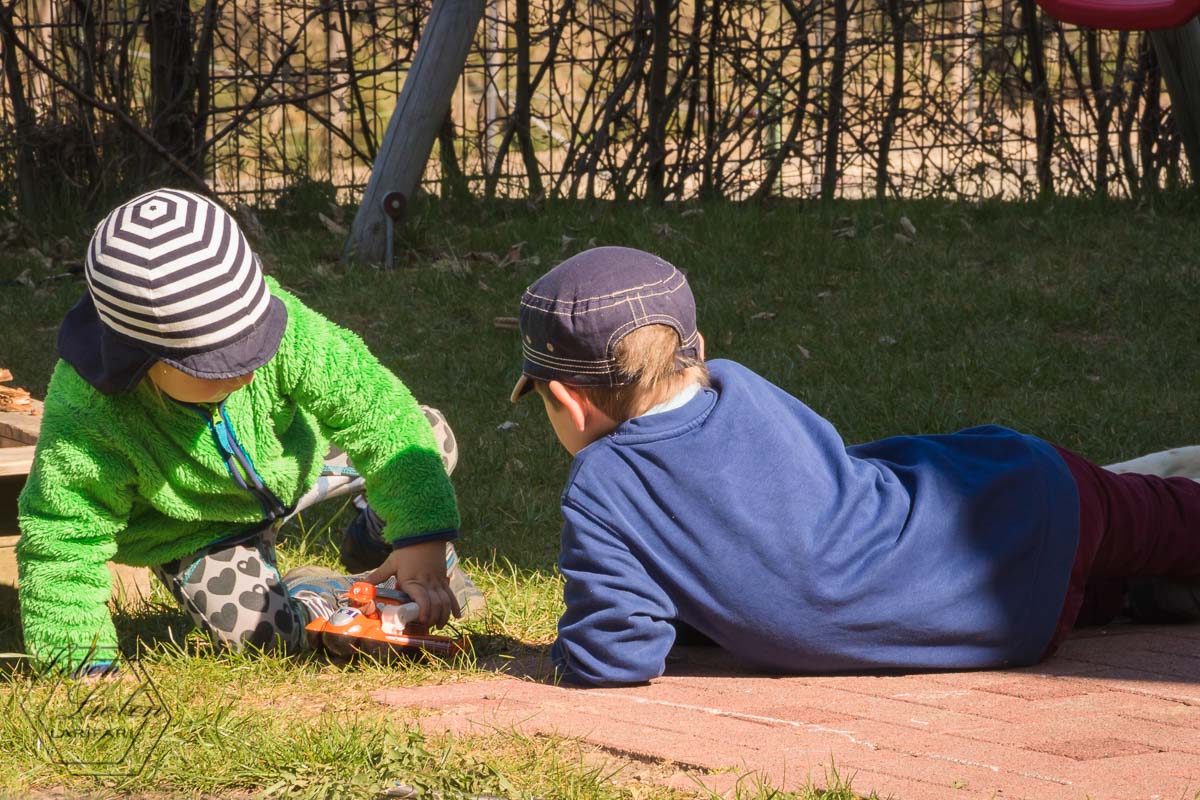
305, 581, 469, 660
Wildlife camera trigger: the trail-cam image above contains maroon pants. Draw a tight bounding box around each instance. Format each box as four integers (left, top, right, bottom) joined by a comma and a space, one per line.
1045, 446, 1200, 655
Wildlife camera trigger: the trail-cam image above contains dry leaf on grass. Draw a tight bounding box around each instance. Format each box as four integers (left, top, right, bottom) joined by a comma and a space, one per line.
0, 220, 20, 247
493, 316, 520, 330
317, 212, 346, 236
501, 241, 527, 267
466, 242, 529, 268
465, 251, 502, 266
751, 311, 777, 321
313, 261, 343, 280
899, 215, 917, 239
52, 236, 75, 257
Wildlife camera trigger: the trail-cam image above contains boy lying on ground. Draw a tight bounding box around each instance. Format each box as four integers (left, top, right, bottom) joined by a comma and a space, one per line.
509, 246, 1200, 687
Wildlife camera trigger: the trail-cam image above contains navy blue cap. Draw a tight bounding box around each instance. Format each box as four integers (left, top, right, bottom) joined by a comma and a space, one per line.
510, 246, 700, 402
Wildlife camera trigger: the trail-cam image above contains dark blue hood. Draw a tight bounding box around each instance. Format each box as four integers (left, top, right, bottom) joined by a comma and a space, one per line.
58, 291, 156, 395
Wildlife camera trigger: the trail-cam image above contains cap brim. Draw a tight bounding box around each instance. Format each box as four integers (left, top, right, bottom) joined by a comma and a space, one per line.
510, 373, 534, 403
160, 295, 289, 379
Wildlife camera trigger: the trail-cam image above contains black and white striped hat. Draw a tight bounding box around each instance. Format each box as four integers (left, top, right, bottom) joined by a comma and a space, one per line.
65, 188, 288, 389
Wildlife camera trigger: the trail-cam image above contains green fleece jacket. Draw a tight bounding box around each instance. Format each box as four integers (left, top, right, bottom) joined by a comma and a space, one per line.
17, 281, 459, 670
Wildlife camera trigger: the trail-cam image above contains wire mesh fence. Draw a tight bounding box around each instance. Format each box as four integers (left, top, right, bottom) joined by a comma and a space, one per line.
0, 0, 1189, 213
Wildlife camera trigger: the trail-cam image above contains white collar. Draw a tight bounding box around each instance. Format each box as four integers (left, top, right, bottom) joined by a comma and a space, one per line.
639, 382, 703, 418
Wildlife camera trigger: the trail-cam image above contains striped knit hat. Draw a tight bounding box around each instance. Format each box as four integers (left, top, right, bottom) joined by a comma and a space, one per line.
59, 189, 288, 393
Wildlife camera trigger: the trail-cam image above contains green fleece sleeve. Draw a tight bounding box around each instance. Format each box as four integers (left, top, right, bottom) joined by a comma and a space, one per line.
272, 286, 460, 543
17, 390, 134, 672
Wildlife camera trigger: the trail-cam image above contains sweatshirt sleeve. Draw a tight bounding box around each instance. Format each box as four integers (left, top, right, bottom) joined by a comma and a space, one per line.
551, 499, 677, 687
17, 394, 134, 673
271, 285, 460, 544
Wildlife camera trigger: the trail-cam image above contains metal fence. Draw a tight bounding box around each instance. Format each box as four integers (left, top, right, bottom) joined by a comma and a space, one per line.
0, 0, 1188, 211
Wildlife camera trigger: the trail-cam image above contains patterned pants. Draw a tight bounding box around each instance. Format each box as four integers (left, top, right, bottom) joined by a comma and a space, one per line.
150, 406, 459, 654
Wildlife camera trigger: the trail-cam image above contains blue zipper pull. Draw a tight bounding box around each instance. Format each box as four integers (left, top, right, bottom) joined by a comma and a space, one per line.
215, 401, 289, 520
208, 406, 237, 459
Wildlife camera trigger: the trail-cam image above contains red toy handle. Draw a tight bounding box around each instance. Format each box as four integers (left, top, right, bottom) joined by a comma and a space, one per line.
1036, 0, 1200, 30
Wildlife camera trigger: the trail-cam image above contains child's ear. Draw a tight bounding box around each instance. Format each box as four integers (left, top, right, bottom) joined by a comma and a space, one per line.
548, 380, 589, 432
697, 332, 706, 361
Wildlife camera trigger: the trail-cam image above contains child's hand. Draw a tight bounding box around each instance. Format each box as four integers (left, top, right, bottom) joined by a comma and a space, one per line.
366, 541, 460, 629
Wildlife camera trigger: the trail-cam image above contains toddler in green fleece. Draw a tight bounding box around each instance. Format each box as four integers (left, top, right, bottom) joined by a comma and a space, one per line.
17, 189, 480, 674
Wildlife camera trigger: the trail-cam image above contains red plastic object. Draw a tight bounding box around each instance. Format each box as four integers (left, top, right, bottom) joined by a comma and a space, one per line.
1036, 0, 1200, 29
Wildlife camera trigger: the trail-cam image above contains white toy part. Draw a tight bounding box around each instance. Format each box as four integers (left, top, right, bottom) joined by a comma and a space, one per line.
380, 602, 421, 635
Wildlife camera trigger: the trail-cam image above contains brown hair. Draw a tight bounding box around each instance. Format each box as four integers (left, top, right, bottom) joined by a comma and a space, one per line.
580, 324, 709, 421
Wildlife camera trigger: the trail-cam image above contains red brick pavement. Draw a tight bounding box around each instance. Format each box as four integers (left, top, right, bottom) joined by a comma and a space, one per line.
374, 625, 1200, 799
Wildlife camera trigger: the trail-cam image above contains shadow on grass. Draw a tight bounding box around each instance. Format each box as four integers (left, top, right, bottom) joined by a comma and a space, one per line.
0, 583, 20, 658
467, 633, 556, 682
114, 602, 196, 658
7, 582, 1200, 688
0, 596, 198, 681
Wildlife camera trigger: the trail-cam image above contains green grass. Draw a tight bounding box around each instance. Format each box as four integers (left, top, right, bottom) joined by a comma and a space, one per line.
1, 192, 1199, 798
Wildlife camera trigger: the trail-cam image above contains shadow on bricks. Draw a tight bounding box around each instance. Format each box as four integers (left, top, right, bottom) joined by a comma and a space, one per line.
377, 623, 1200, 800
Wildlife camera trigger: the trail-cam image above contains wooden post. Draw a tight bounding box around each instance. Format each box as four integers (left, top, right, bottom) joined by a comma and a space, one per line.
148, 0, 200, 175
819, 0, 850, 202
343, 0, 486, 265
1150, 18, 1200, 186
646, 0, 671, 203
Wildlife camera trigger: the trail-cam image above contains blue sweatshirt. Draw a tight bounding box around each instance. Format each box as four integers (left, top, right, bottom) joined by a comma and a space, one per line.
550, 359, 1079, 686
